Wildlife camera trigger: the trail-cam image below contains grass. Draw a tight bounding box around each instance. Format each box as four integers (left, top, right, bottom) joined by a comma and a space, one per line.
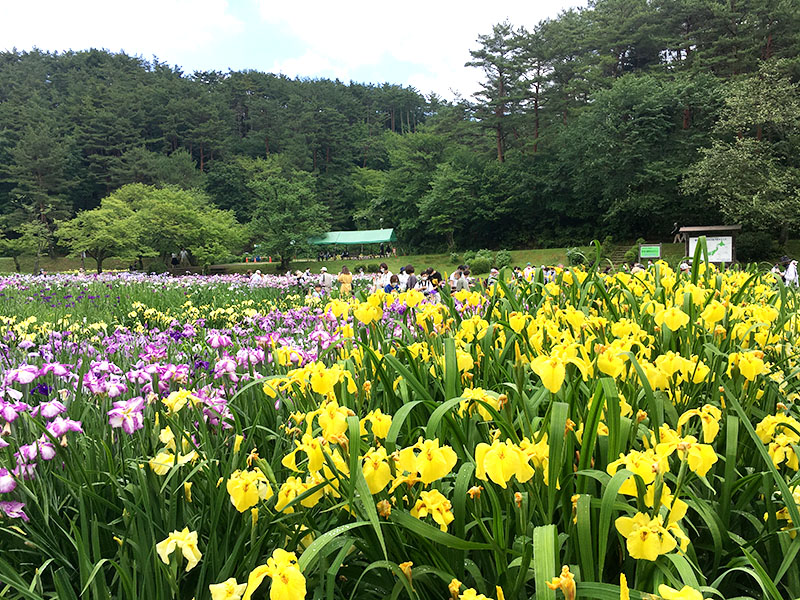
0, 242, 771, 275
225, 248, 574, 276
0, 256, 130, 274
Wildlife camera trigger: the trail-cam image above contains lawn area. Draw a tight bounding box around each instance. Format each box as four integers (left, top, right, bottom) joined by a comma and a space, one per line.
0, 242, 764, 275
0, 255, 130, 274
225, 247, 574, 275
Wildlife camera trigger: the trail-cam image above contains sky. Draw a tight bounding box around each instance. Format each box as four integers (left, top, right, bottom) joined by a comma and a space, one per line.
1, 0, 585, 99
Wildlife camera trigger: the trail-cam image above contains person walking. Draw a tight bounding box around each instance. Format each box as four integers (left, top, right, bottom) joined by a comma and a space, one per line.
785, 260, 799, 287
671, 223, 683, 244
338, 266, 353, 296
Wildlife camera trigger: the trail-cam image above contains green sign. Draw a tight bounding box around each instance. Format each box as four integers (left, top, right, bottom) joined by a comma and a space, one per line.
639, 244, 661, 259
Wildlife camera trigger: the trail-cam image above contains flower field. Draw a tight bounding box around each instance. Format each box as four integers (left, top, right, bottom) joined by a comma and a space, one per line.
0, 262, 798, 600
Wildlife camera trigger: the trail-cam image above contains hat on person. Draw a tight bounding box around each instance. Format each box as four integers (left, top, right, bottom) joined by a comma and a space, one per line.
320, 267, 328, 272
255, 270, 261, 274
490, 268, 499, 275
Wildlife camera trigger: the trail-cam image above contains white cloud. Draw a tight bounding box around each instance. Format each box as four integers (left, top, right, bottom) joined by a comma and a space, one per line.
1, 0, 242, 61
271, 50, 352, 82
1, 0, 584, 97
258, 0, 582, 98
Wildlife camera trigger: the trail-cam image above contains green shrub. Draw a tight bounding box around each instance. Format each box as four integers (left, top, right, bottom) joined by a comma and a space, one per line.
737, 231, 779, 263
470, 256, 492, 275
450, 252, 460, 264
476, 248, 494, 261
462, 250, 476, 263
495, 249, 512, 268
148, 260, 168, 274
354, 264, 366, 273
566, 247, 586, 266
366, 263, 380, 273
600, 235, 614, 259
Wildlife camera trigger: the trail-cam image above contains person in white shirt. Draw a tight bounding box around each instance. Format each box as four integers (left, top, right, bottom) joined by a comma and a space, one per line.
376, 262, 393, 290
785, 260, 799, 286
319, 266, 336, 293
398, 266, 409, 289
249, 270, 264, 286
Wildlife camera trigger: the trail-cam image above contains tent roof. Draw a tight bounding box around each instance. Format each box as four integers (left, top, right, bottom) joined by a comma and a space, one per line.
309, 228, 396, 245
679, 225, 741, 233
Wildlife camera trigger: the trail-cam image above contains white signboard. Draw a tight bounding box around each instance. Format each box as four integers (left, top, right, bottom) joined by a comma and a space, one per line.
688, 236, 733, 263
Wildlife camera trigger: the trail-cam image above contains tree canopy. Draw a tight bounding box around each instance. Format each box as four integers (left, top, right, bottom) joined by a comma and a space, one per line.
1, 0, 798, 260
57, 184, 244, 272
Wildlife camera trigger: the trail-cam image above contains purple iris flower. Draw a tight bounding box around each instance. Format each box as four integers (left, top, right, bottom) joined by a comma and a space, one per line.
31, 400, 67, 419
0, 501, 29, 522
108, 397, 145, 435
5, 365, 40, 385
207, 332, 232, 349
31, 383, 53, 397
46, 417, 83, 437
0, 469, 15, 493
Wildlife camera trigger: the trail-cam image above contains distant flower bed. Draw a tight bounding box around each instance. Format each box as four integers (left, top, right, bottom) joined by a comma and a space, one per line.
0, 265, 798, 600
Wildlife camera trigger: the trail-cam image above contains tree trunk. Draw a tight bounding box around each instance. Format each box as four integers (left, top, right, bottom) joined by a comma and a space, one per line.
265, 136, 270, 157
390, 108, 395, 132
96, 257, 104, 274
683, 108, 690, 130
12, 256, 20, 273
496, 77, 505, 162
533, 77, 540, 153
496, 123, 504, 162
199, 144, 204, 171
762, 33, 773, 60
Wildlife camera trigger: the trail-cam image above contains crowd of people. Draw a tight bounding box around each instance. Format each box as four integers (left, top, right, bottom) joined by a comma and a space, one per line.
316, 244, 397, 262
243, 261, 572, 299
770, 258, 799, 286
244, 255, 800, 299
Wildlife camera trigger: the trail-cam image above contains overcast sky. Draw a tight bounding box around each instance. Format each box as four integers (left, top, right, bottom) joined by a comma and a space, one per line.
2, 0, 585, 99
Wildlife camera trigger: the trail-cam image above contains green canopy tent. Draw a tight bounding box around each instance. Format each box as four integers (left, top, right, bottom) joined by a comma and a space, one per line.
308, 228, 396, 245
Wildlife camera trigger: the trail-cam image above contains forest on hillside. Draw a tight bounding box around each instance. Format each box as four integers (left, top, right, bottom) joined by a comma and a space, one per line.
1, 0, 799, 260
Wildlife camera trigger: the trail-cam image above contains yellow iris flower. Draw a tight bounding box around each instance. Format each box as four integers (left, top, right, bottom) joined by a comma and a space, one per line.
656, 306, 690, 331
209, 578, 247, 600
242, 549, 305, 600
410, 489, 455, 531
615, 512, 677, 561
156, 528, 202, 572
362, 447, 392, 494
475, 439, 534, 488
226, 468, 273, 512
657, 584, 709, 600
